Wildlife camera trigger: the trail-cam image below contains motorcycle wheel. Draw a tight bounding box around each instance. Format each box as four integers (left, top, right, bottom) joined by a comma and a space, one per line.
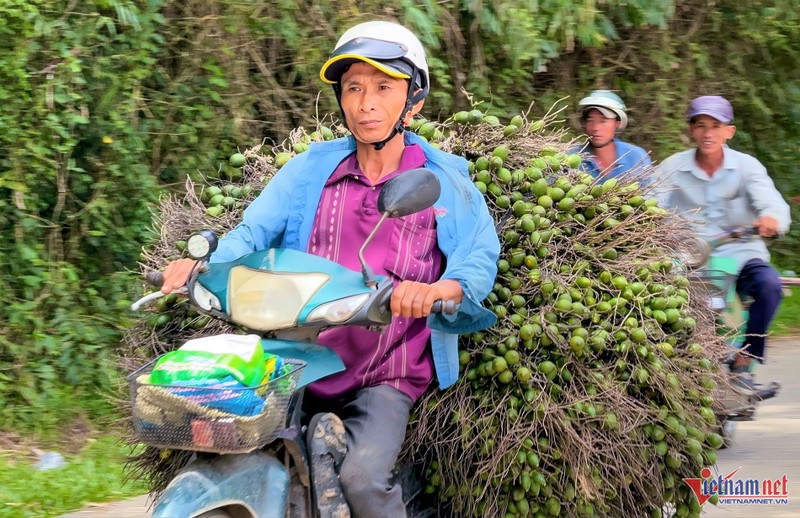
196, 510, 233, 518
286, 470, 309, 518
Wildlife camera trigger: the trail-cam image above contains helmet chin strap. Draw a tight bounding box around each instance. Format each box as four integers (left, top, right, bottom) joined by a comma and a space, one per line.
371, 119, 405, 151
335, 69, 428, 152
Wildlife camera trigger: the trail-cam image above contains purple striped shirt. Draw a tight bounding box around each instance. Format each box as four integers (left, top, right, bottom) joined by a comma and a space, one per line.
305, 144, 443, 403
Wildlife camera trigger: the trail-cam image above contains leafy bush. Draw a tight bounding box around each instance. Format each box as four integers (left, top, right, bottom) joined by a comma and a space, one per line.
0, 1, 163, 427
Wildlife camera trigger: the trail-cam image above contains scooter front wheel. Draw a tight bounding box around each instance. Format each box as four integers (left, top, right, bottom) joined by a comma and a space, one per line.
197, 506, 257, 518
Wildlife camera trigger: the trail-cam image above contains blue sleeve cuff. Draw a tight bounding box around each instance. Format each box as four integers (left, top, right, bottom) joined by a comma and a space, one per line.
427, 292, 497, 334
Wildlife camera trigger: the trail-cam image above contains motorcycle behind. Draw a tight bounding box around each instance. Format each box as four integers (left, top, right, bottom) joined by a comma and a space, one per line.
683, 227, 786, 447
128, 168, 450, 518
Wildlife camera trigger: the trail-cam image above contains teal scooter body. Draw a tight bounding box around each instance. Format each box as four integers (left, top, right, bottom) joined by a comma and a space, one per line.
706, 256, 750, 352
153, 452, 290, 518
195, 248, 384, 323
152, 249, 391, 518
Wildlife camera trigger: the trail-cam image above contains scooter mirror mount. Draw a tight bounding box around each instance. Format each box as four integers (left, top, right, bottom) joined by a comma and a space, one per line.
359, 168, 442, 288
187, 230, 219, 260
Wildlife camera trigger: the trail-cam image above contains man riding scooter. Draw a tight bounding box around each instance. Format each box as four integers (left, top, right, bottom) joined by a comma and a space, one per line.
575, 90, 652, 180
654, 95, 791, 396
159, 20, 500, 518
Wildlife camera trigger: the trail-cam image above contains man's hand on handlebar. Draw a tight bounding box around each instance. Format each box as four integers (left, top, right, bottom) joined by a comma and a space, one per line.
391, 279, 463, 319
160, 258, 199, 294
754, 215, 779, 238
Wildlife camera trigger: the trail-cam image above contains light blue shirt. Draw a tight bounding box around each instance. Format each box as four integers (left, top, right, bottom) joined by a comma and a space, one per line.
210, 132, 500, 389
654, 146, 791, 271
577, 138, 652, 180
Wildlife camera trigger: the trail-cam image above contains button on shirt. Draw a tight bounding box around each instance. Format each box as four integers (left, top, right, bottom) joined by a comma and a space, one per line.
654, 146, 790, 271
305, 144, 444, 403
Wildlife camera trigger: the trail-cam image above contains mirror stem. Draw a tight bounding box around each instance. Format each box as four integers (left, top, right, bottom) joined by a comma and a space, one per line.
358, 213, 389, 288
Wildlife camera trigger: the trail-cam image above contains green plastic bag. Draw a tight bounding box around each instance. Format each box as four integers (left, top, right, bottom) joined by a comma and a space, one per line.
149, 334, 267, 387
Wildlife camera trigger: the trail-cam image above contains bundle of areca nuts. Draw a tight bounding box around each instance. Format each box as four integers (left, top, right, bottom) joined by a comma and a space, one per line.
124, 104, 728, 518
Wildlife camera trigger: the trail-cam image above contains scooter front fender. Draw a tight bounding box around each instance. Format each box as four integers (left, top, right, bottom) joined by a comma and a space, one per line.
262, 338, 345, 388
153, 451, 288, 518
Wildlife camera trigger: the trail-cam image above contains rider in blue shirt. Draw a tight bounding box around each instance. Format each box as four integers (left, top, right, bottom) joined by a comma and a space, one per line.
575, 90, 652, 180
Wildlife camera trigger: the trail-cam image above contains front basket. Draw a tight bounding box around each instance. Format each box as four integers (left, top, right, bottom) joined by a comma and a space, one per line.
128, 357, 305, 454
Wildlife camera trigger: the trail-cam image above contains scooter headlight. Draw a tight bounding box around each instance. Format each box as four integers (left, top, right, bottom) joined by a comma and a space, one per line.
228, 266, 330, 330
307, 294, 370, 324
676, 236, 711, 270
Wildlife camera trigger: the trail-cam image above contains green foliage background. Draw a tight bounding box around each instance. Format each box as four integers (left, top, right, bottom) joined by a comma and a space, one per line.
1, 0, 798, 427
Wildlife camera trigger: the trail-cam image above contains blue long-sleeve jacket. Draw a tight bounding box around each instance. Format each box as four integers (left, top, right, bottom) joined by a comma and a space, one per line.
210, 132, 500, 389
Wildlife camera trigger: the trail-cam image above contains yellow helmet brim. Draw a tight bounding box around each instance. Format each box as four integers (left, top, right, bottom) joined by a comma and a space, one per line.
320, 54, 411, 84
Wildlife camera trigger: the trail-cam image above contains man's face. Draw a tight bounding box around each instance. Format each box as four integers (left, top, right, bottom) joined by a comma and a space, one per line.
339, 62, 421, 144
689, 115, 736, 155
582, 108, 619, 149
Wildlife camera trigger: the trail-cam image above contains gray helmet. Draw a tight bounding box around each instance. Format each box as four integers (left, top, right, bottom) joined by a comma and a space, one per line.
578, 90, 628, 130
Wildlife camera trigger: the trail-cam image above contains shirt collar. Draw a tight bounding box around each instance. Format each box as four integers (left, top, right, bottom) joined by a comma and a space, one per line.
678, 145, 737, 180
325, 143, 427, 186
721, 145, 739, 170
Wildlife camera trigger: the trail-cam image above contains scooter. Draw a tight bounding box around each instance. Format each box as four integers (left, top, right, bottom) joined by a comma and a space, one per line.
684, 226, 784, 447
129, 168, 451, 518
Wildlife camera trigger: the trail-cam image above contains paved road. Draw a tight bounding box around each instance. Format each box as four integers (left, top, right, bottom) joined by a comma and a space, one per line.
58, 495, 151, 518
701, 337, 799, 517
60, 340, 799, 518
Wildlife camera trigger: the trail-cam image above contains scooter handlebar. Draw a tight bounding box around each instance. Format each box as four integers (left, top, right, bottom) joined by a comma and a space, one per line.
130, 270, 188, 311
431, 299, 458, 315
706, 226, 766, 250
727, 225, 782, 240
146, 271, 164, 287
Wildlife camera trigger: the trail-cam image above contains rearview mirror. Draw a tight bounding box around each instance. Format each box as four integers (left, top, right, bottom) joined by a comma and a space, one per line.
378, 168, 441, 217
357, 168, 441, 288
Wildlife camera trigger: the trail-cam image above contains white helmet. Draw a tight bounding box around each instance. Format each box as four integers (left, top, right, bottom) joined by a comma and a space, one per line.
320, 21, 429, 96
578, 90, 628, 130
320, 21, 430, 150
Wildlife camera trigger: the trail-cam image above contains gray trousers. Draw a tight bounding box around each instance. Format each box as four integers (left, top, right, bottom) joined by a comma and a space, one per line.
304, 384, 412, 518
